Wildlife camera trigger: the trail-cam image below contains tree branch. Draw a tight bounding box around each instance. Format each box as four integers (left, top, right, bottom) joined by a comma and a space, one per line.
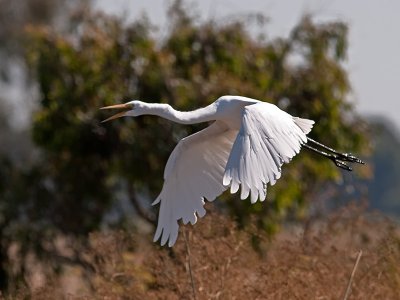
127, 184, 156, 225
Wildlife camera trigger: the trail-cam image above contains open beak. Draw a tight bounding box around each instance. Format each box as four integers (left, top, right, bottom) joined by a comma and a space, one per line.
100, 103, 134, 123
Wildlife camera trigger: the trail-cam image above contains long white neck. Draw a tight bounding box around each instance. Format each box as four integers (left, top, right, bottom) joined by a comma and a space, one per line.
132, 102, 218, 125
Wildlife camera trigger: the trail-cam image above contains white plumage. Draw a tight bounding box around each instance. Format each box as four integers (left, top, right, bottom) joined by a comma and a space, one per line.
101, 95, 314, 247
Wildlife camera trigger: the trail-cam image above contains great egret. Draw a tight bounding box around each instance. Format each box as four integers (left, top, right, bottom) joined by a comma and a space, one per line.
101, 95, 364, 247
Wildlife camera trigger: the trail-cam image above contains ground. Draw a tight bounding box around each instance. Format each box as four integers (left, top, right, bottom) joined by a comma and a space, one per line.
11, 203, 400, 299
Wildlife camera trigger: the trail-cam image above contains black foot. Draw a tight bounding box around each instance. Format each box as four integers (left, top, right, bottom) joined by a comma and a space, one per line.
303, 141, 365, 172
330, 152, 365, 172
337, 153, 365, 165
333, 158, 352, 171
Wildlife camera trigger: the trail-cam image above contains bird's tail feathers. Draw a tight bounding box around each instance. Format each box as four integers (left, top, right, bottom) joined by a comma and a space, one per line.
293, 117, 314, 135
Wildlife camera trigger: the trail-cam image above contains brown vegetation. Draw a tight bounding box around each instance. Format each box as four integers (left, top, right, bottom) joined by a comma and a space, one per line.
8, 203, 398, 300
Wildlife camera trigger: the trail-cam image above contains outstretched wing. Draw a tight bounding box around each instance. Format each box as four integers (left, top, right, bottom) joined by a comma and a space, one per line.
223, 102, 314, 203
153, 121, 237, 247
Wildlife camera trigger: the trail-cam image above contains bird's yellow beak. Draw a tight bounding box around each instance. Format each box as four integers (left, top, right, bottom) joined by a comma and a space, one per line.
100, 103, 134, 123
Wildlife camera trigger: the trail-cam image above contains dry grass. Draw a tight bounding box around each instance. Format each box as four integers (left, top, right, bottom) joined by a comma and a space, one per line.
11, 203, 400, 299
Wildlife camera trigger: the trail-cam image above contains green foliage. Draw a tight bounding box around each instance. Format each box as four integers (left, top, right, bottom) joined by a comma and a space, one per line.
0, 0, 368, 291
25, 3, 368, 239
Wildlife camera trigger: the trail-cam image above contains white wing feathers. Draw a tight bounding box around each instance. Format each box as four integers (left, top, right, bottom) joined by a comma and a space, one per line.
152, 121, 237, 247
152, 101, 314, 247
223, 102, 314, 204
292, 116, 314, 135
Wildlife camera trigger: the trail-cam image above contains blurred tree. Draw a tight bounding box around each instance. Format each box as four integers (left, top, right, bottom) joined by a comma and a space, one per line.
0, 0, 87, 291
0, 0, 368, 292
0, 0, 83, 80
368, 118, 400, 216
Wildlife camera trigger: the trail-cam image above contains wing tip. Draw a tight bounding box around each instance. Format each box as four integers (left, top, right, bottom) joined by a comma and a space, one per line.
152, 196, 161, 206
293, 117, 315, 135
222, 174, 231, 186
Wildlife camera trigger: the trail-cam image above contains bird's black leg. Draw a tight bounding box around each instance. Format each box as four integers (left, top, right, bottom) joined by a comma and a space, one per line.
307, 138, 365, 165
303, 138, 365, 171
303, 143, 353, 171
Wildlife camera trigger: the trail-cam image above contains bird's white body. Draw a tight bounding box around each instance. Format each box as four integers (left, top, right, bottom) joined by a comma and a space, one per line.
103, 95, 315, 246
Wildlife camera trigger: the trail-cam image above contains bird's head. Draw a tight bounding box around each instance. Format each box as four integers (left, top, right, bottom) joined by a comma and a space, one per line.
100, 100, 146, 123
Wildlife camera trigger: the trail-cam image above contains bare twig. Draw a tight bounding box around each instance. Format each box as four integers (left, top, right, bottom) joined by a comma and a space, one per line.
41, 248, 95, 273
127, 184, 156, 225
183, 228, 197, 300
343, 250, 363, 300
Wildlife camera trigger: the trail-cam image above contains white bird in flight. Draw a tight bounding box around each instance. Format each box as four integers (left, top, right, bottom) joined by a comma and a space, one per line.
101, 95, 364, 247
